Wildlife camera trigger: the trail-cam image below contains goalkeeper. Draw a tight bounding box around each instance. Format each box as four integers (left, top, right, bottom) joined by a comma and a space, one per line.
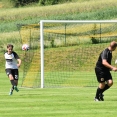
4, 44, 22, 95
94, 41, 117, 101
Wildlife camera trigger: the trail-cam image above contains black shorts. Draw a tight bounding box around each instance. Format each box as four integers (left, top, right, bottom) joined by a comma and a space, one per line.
95, 67, 112, 83
5, 69, 19, 80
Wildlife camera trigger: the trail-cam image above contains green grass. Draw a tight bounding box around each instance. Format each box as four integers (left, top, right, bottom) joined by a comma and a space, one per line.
1, 1, 117, 116
0, 0, 117, 33
1, 72, 117, 117
0, 0, 117, 51
1, 0, 116, 22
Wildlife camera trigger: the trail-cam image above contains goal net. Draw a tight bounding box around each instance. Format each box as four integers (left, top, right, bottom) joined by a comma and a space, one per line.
18, 24, 40, 88
18, 20, 117, 88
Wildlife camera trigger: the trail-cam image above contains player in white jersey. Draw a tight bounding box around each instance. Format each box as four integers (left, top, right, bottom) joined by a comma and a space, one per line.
4, 44, 21, 95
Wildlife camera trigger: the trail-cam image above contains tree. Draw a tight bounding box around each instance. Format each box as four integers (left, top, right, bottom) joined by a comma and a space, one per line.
39, 0, 58, 5
10, 0, 39, 7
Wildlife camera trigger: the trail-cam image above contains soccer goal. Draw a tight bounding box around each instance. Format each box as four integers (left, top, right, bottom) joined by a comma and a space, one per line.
40, 20, 117, 88
18, 20, 117, 88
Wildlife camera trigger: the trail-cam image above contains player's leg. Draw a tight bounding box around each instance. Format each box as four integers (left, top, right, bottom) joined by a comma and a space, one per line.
95, 82, 105, 101
99, 73, 113, 100
97, 82, 106, 101
8, 74, 16, 85
14, 80, 19, 92
8, 74, 16, 95
5, 69, 16, 86
101, 80, 113, 93
94, 68, 105, 101
101, 73, 113, 93
9, 86, 14, 95
13, 69, 19, 92
99, 80, 112, 101
5, 69, 16, 95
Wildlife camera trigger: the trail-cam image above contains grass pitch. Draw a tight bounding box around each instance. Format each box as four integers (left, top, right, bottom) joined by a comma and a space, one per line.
0, 73, 117, 117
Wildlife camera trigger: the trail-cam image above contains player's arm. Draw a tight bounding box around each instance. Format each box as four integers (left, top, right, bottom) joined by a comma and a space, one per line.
102, 59, 116, 71
17, 59, 21, 68
101, 50, 117, 71
13, 52, 21, 68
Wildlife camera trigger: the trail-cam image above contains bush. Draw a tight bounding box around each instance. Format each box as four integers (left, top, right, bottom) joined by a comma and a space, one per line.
39, 0, 72, 5
39, 0, 58, 5
10, 0, 39, 7
91, 37, 99, 44
10, 0, 75, 7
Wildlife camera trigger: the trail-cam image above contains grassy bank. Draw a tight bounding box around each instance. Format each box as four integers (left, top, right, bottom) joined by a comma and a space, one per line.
0, 0, 117, 50
0, 0, 117, 33
1, 0, 117, 22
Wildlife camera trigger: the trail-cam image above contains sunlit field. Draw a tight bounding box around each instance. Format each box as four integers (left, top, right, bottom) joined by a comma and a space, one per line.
0, 72, 117, 117
0, 0, 117, 52
0, 0, 117, 21
1, 0, 117, 116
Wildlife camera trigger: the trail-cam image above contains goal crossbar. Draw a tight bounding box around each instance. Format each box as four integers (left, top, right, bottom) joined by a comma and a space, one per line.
40, 20, 117, 88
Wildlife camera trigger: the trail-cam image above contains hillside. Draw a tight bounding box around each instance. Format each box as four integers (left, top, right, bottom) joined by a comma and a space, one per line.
0, 0, 117, 72
0, 0, 117, 32
0, 0, 117, 48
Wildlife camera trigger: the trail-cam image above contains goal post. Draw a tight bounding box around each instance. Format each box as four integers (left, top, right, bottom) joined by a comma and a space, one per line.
40, 21, 44, 88
40, 20, 117, 88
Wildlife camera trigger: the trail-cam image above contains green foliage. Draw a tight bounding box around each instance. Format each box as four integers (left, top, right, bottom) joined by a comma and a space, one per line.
51, 39, 55, 47
10, 0, 39, 7
0, 0, 14, 8
9, 0, 72, 6
91, 37, 99, 44
39, 0, 58, 5
1, 0, 117, 55
39, 0, 72, 5
1, 5, 117, 33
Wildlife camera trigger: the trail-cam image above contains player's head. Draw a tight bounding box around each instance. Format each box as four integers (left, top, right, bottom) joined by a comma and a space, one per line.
109, 41, 117, 51
7, 44, 14, 54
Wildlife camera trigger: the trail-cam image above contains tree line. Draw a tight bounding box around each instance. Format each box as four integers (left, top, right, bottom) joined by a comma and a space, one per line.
10, 0, 72, 7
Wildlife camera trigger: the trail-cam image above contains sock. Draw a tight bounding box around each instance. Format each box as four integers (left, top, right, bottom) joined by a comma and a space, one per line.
10, 80, 16, 86
95, 87, 103, 98
101, 84, 110, 94
12, 86, 14, 90
11, 86, 14, 91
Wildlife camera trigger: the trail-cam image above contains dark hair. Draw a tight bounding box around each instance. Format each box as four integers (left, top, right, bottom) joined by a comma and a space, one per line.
110, 41, 117, 48
7, 44, 14, 48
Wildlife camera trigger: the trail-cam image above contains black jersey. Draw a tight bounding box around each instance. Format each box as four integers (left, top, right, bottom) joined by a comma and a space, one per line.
95, 48, 112, 71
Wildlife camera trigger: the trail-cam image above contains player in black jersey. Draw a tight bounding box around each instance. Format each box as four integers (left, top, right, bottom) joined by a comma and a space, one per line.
4, 44, 21, 95
95, 41, 117, 101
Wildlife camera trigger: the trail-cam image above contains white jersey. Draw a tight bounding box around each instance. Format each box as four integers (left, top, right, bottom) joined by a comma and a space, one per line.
4, 51, 20, 69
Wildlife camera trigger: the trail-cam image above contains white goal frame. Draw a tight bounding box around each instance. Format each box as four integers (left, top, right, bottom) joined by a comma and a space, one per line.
40, 20, 117, 88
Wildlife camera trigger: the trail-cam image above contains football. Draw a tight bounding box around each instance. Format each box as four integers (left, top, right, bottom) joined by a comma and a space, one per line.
22, 44, 29, 51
